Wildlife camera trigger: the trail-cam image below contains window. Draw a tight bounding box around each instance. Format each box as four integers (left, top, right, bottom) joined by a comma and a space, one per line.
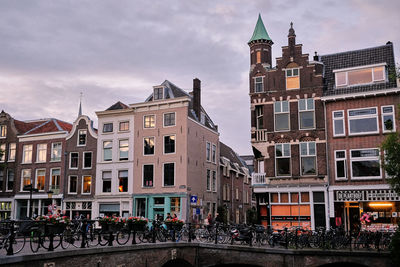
37, 144, 47, 163
118, 170, 128, 192
119, 121, 129, 131
103, 123, 113, 133
143, 165, 154, 187
164, 113, 175, 127
0, 169, 3, 191
22, 144, 33, 163
275, 143, 291, 176
36, 169, 45, 191
256, 51, 261, 64
235, 188, 239, 200
300, 142, 316, 175
164, 135, 175, 154
335, 150, 347, 180
8, 143, 16, 161
212, 144, 216, 163
102, 171, 112, 193
78, 130, 87, 146
82, 176, 91, 194
6, 170, 14, 191
83, 152, 92, 169
206, 169, 211, 191
51, 142, 62, 161
144, 137, 155, 155
382, 105, 396, 132
348, 107, 378, 135
70, 152, 79, 169
103, 141, 112, 161
154, 87, 163, 100
286, 68, 300, 89
0, 144, 5, 161
333, 111, 345, 136
50, 169, 60, 190
298, 98, 315, 129
350, 148, 381, 179
212, 170, 216, 192
254, 77, 263, 93
274, 101, 290, 131
0, 125, 6, 138
170, 197, 180, 216
206, 142, 211, 161
163, 163, 175, 186
255, 106, 264, 129
68, 176, 77, 194
335, 65, 385, 87
21, 169, 31, 190
144, 115, 155, 128
119, 140, 129, 161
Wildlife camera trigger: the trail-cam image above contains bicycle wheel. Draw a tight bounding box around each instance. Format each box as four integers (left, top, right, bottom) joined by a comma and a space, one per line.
5, 233, 26, 254
29, 231, 41, 253
116, 229, 130, 245
61, 231, 73, 249
86, 230, 99, 247
98, 232, 111, 246
156, 230, 167, 242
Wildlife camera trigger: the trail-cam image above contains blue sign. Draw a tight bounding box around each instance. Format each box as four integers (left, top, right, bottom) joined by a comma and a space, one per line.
190, 195, 198, 204
196, 208, 200, 215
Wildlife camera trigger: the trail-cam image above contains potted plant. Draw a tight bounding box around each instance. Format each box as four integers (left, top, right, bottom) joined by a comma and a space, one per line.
127, 217, 148, 231
35, 215, 68, 235
99, 216, 123, 232
164, 218, 184, 231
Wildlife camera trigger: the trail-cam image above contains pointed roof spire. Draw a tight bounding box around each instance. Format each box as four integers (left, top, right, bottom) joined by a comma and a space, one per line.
248, 14, 273, 45
78, 92, 83, 116
288, 21, 296, 37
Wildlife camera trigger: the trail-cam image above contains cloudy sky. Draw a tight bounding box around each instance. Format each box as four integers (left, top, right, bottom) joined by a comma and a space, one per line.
0, 0, 399, 154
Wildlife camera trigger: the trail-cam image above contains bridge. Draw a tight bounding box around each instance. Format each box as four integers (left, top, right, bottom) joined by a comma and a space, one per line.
1, 243, 392, 267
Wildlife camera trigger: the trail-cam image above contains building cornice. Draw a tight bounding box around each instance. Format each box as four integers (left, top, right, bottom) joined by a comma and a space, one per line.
321, 87, 400, 102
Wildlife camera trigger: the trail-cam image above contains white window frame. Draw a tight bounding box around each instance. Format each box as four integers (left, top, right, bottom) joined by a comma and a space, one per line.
0, 143, 5, 162
118, 170, 129, 193
153, 87, 164, 100
22, 144, 33, 164
142, 164, 154, 188
77, 129, 87, 146
350, 148, 381, 180
21, 169, 32, 191
143, 136, 155, 156
81, 175, 92, 195
163, 134, 176, 155
49, 168, 61, 190
334, 63, 386, 88
332, 110, 345, 137
143, 114, 156, 129
255, 105, 264, 129
51, 142, 62, 162
8, 143, 16, 162
206, 169, 211, 191
275, 143, 291, 177
299, 142, 317, 176
102, 122, 113, 133
69, 152, 79, 169
83, 151, 92, 169
101, 170, 112, 193
68, 175, 78, 194
103, 140, 112, 162
206, 142, 211, 162
119, 139, 129, 161
347, 107, 379, 136
0, 125, 6, 138
118, 121, 130, 132
381, 105, 396, 133
254, 76, 264, 93
162, 162, 175, 187
212, 144, 216, 163
285, 68, 300, 90
163, 112, 176, 127
36, 143, 47, 163
274, 101, 290, 132
212, 170, 217, 192
298, 98, 315, 130
334, 150, 347, 180
35, 169, 46, 191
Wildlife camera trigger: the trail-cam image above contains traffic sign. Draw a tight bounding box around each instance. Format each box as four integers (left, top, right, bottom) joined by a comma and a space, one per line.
190, 195, 198, 204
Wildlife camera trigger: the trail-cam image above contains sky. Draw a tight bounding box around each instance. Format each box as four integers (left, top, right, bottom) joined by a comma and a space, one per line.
0, 0, 399, 155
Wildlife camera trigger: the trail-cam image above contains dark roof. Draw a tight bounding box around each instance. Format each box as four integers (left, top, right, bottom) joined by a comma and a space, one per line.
321, 43, 397, 96
106, 101, 130, 111
220, 142, 249, 171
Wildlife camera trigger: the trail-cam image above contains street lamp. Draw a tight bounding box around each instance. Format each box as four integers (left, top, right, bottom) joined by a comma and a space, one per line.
23, 184, 39, 219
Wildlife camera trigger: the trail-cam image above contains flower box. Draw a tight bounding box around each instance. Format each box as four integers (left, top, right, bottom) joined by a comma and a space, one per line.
127, 217, 148, 231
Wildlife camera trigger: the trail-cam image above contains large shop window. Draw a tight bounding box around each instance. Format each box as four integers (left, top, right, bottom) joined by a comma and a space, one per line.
382, 105, 396, 132
335, 65, 385, 88
163, 163, 175, 186
275, 143, 291, 177
274, 101, 290, 131
333, 111, 345, 136
300, 142, 316, 175
135, 198, 146, 217
170, 197, 180, 217
298, 99, 315, 129
350, 148, 381, 179
143, 164, 154, 187
348, 107, 378, 135
255, 106, 264, 129
102, 171, 112, 193
335, 150, 347, 180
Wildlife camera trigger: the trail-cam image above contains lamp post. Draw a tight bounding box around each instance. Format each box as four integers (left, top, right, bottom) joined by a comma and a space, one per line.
23, 184, 39, 219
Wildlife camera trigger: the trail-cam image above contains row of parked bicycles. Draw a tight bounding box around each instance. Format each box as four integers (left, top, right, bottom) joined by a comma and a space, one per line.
0, 218, 396, 256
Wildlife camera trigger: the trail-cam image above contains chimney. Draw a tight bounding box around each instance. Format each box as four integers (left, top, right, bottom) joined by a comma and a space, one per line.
313, 51, 319, 61
193, 78, 201, 119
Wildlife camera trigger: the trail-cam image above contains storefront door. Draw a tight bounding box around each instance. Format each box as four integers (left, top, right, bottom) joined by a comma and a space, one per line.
348, 206, 360, 232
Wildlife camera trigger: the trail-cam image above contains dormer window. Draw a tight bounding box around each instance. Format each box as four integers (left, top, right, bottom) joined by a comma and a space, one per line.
334, 64, 386, 88
286, 68, 300, 90
154, 87, 163, 100
78, 130, 87, 146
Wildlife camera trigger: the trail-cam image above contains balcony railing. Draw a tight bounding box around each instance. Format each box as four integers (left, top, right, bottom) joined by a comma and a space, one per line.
252, 173, 267, 186
254, 130, 267, 142
49, 185, 60, 195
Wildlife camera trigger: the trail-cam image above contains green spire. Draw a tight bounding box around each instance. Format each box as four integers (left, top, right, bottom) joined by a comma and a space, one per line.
248, 14, 272, 44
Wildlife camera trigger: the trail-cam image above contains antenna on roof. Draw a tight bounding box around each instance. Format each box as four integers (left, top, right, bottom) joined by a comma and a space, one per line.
78, 92, 83, 116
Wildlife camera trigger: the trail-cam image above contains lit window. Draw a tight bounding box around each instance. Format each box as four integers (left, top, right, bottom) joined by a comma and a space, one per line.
144, 137, 155, 155
170, 197, 180, 217
143, 164, 154, 187
82, 176, 91, 194
333, 111, 345, 136
275, 143, 291, 176
153, 87, 163, 100
119, 139, 129, 161
118, 170, 128, 192
68, 176, 77, 194
21, 169, 31, 190
119, 121, 129, 131
70, 152, 79, 169
36, 169, 45, 191
286, 68, 300, 89
348, 107, 378, 135
102, 171, 112, 193
37, 144, 47, 163
22, 145, 33, 163
78, 130, 87, 146
255, 106, 264, 129
163, 163, 175, 186
382, 105, 396, 132
0, 125, 6, 138
254, 77, 263, 93
50, 169, 60, 190
51, 143, 62, 161
298, 98, 315, 129
164, 135, 175, 154
300, 142, 316, 175
8, 143, 16, 161
103, 123, 113, 133
103, 141, 112, 161
335, 65, 385, 87
0, 144, 5, 162
274, 101, 290, 131
144, 115, 155, 128
164, 113, 175, 127
256, 51, 261, 64
335, 150, 347, 180
350, 149, 381, 179
83, 152, 92, 168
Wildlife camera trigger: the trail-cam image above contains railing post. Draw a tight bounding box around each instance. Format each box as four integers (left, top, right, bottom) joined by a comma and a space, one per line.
188, 223, 192, 243
81, 219, 87, 248
152, 221, 156, 243
322, 228, 326, 250
108, 229, 113, 246
46, 223, 54, 252
132, 229, 136, 245
285, 228, 288, 249
172, 227, 176, 242
6, 221, 15, 256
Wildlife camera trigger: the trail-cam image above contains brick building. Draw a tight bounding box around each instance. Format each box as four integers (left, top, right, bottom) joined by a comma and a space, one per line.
248, 16, 328, 229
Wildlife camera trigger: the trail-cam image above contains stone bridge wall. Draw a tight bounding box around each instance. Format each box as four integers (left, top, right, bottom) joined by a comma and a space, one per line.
1, 243, 393, 267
